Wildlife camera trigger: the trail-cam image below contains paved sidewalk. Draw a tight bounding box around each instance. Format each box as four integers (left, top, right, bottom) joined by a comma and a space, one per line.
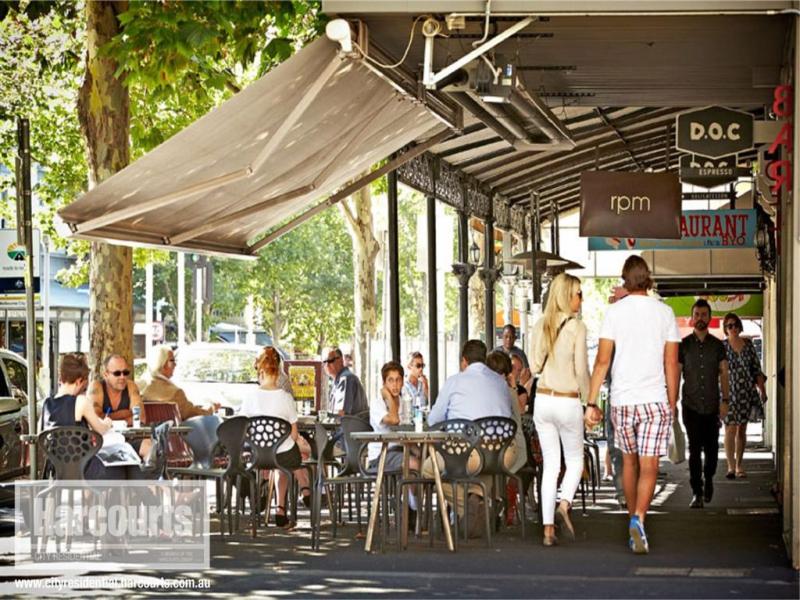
2, 443, 797, 598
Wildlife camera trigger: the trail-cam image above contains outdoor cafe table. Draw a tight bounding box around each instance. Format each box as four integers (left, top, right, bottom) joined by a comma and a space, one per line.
121, 425, 192, 439
349, 430, 463, 553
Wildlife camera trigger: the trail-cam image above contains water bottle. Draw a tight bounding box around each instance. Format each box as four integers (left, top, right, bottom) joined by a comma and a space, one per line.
132, 406, 141, 428
400, 389, 413, 425
413, 405, 423, 432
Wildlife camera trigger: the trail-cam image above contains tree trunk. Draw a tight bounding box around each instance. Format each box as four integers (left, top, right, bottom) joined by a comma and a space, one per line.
340, 186, 380, 385
77, 1, 131, 378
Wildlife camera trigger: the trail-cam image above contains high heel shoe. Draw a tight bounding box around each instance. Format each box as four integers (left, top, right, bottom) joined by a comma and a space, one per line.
275, 506, 293, 529
555, 502, 575, 542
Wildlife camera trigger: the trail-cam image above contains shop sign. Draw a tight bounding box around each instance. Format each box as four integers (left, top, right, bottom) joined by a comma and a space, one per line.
579, 171, 681, 239
664, 294, 763, 318
0, 229, 40, 294
676, 106, 754, 158
764, 85, 793, 197
588, 209, 756, 251
683, 191, 735, 201
679, 154, 750, 188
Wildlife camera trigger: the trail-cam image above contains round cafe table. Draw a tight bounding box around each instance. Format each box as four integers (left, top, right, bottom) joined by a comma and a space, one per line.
349, 429, 465, 553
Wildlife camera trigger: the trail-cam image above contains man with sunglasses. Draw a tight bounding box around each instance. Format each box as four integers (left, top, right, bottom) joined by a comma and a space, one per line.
88, 354, 143, 426
679, 299, 731, 509
404, 351, 429, 407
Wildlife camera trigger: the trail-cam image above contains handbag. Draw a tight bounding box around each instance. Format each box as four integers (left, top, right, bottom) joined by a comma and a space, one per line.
748, 398, 765, 423
667, 410, 686, 464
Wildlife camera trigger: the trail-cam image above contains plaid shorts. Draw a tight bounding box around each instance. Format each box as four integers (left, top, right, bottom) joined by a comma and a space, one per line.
611, 402, 672, 456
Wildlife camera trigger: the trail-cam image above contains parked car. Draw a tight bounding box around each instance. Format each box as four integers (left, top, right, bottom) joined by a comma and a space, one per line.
0, 349, 33, 481
170, 343, 288, 412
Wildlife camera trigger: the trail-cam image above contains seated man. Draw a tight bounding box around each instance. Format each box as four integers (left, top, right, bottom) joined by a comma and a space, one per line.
424, 340, 515, 535
141, 345, 218, 421
88, 354, 143, 425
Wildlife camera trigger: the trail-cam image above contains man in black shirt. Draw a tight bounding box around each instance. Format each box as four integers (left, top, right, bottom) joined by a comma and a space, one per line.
679, 299, 730, 508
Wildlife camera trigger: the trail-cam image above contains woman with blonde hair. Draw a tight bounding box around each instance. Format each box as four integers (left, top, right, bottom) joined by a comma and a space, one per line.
530, 273, 597, 546
240, 346, 312, 528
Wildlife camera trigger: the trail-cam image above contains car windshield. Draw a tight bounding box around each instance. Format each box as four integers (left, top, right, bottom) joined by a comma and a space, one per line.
174, 349, 258, 383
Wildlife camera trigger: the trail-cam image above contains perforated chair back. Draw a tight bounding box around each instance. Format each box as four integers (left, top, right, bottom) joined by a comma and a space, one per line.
217, 416, 249, 473
182, 415, 224, 469
339, 415, 373, 476
475, 417, 517, 476
520, 413, 537, 466
246, 416, 292, 470
437, 419, 482, 479
38, 427, 101, 480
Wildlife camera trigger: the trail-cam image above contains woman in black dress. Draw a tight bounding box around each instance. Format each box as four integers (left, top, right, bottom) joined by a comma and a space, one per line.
722, 313, 766, 479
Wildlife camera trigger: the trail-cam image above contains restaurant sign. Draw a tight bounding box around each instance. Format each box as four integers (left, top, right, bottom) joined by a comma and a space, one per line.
579, 171, 681, 239
664, 294, 763, 318
588, 209, 756, 251
676, 106, 754, 158
679, 154, 750, 188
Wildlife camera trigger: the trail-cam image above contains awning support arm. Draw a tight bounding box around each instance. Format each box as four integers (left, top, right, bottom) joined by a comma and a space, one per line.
251, 55, 343, 173
424, 17, 534, 89
167, 96, 395, 245
248, 128, 452, 252
74, 167, 252, 234
74, 55, 343, 236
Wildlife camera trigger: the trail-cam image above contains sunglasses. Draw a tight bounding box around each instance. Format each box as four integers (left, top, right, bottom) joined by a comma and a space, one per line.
414, 363, 425, 369
110, 369, 130, 377
323, 357, 339, 364
724, 323, 738, 330
576, 290, 583, 299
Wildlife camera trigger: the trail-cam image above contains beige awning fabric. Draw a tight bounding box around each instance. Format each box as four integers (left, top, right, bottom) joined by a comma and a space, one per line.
58, 37, 444, 257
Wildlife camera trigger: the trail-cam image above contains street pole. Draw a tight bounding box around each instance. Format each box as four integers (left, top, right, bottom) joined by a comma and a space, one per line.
387, 165, 400, 362
145, 262, 153, 357
177, 252, 185, 346
195, 267, 203, 343
17, 117, 37, 479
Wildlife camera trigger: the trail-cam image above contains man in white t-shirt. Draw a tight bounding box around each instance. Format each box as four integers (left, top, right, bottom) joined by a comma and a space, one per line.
588, 256, 681, 555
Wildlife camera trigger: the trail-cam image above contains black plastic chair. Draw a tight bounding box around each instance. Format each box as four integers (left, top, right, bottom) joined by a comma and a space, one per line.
435, 419, 491, 548
245, 416, 294, 536
325, 416, 385, 543
168, 415, 226, 522
519, 413, 542, 522
474, 416, 526, 540
34, 427, 102, 554
216, 416, 255, 536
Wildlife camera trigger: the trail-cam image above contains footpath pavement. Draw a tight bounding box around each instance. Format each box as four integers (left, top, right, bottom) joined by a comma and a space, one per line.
1, 440, 798, 598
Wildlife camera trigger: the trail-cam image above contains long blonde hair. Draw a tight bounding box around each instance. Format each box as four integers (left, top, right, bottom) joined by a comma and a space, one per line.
542, 273, 581, 355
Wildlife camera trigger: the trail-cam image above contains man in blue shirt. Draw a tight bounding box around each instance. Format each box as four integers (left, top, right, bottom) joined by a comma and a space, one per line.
424, 339, 514, 537
428, 340, 513, 425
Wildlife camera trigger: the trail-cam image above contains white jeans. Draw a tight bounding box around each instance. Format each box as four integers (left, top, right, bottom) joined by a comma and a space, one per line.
534, 396, 584, 526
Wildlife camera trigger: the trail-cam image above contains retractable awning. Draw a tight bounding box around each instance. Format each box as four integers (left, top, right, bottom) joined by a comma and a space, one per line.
58, 37, 445, 257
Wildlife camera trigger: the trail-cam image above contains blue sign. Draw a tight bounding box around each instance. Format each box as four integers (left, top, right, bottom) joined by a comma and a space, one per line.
588, 209, 756, 251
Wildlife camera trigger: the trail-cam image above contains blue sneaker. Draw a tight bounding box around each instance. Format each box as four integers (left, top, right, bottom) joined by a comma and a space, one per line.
629, 516, 649, 554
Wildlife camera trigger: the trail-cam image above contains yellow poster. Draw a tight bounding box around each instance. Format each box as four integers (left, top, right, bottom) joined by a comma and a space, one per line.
289, 365, 315, 400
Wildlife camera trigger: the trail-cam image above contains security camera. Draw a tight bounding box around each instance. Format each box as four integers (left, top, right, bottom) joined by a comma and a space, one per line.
326, 19, 352, 54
